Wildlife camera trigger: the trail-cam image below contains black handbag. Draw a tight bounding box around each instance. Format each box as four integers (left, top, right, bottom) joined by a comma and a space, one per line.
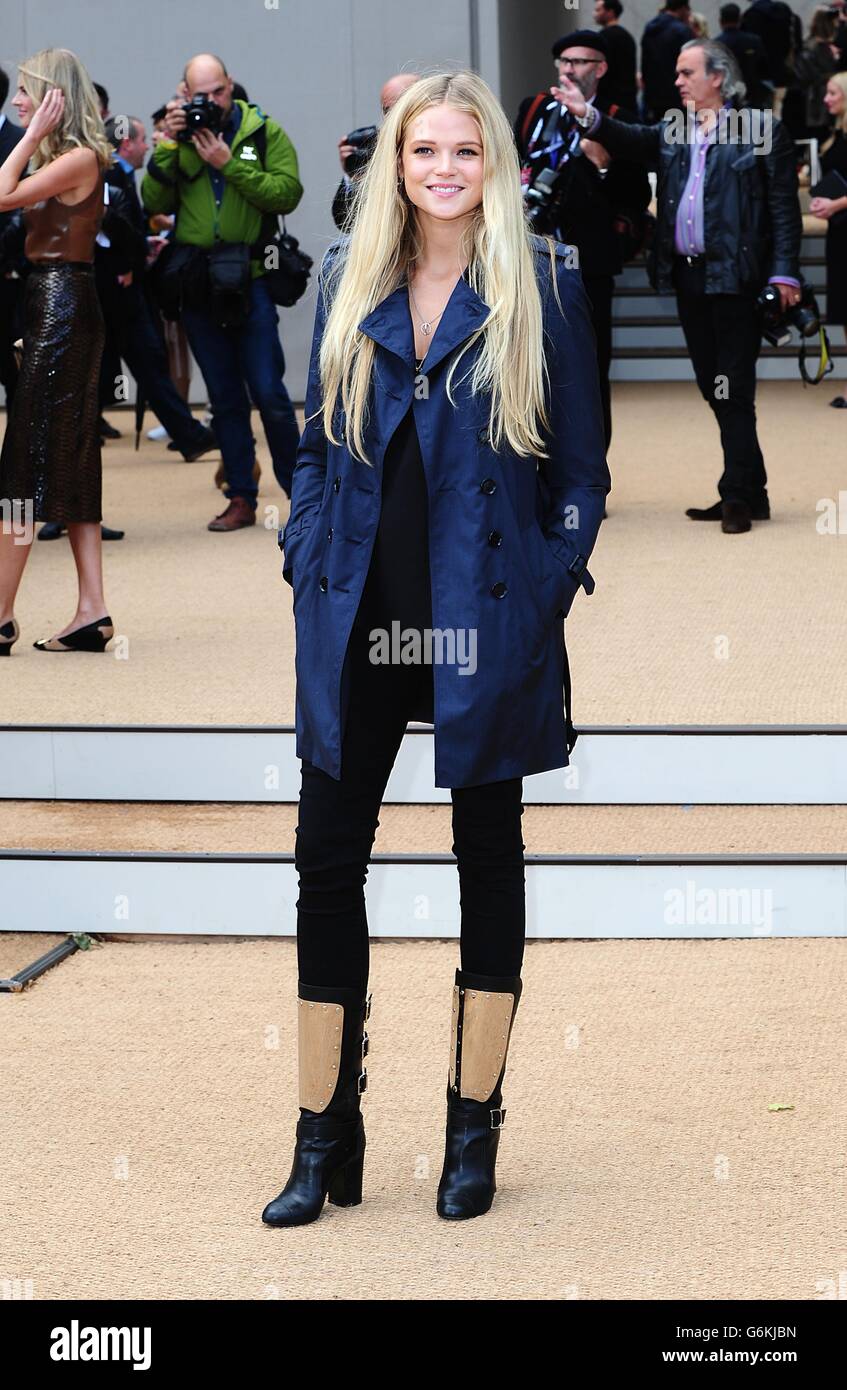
206, 240, 252, 327
148, 239, 208, 320
253, 213, 313, 307
248, 119, 313, 306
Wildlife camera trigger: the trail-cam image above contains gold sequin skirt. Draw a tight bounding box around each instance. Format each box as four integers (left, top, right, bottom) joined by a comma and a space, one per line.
0, 263, 105, 524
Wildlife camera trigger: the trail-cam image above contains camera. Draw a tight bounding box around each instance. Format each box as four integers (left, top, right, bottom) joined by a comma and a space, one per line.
757, 278, 821, 346
177, 94, 224, 142
343, 125, 378, 177
757, 277, 833, 384
521, 101, 580, 233
523, 166, 565, 231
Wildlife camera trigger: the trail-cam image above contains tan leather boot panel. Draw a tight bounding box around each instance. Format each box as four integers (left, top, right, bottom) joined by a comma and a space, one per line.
456, 989, 516, 1102
298, 1000, 344, 1112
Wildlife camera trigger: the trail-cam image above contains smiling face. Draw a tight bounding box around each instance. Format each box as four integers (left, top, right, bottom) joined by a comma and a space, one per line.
399, 103, 484, 225
11, 79, 36, 125
675, 46, 724, 111
824, 78, 845, 116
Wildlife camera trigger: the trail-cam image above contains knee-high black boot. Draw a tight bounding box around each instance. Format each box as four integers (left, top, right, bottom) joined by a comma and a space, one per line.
436, 968, 522, 1221
261, 982, 370, 1227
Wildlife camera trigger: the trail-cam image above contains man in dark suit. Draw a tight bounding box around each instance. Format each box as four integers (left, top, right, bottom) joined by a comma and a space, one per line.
0, 69, 25, 409
515, 29, 651, 450
718, 3, 773, 106
594, 0, 639, 111
99, 115, 215, 462
641, 0, 694, 121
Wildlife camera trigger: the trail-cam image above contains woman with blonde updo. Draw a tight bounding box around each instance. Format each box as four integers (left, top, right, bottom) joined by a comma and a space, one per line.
0, 48, 116, 655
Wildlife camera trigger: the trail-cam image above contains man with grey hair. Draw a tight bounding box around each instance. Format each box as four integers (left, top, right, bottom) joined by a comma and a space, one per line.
554, 38, 802, 533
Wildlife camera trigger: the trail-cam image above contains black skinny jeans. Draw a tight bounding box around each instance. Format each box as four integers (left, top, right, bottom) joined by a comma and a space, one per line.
294, 626, 527, 993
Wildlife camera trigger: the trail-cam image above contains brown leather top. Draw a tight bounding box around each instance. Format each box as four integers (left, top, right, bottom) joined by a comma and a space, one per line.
24, 173, 104, 263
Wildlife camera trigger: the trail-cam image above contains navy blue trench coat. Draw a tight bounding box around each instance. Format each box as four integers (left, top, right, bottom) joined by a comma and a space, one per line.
280, 233, 611, 788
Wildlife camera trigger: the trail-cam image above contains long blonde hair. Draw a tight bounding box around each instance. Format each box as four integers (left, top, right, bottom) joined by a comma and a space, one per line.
318, 70, 560, 466
821, 71, 847, 151
18, 48, 112, 171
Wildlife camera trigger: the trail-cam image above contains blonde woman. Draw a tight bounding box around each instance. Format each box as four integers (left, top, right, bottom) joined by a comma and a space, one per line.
0, 48, 115, 655
812, 73, 847, 405
263, 70, 610, 1227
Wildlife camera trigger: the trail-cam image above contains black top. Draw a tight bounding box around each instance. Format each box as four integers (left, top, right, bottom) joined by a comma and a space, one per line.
597, 24, 638, 112
359, 399, 432, 634
354, 390, 434, 721
820, 130, 847, 325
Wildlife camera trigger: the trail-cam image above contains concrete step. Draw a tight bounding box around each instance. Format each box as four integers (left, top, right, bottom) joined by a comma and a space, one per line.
617, 258, 827, 290
612, 320, 845, 350
2, 801, 845, 938
2, 725, 846, 804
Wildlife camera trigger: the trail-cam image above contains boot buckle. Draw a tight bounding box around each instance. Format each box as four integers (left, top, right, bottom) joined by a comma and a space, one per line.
357, 1069, 368, 1095
361, 1031, 369, 1061
490, 1107, 506, 1130
365, 991, 372, 1020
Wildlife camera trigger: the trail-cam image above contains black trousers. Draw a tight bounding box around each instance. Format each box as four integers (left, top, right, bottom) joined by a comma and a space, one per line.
0, 275, 22, 408
672, 256, 767, 505
97, 282, 209, 457
583, 274, 614, 452
294, 627, 527, 993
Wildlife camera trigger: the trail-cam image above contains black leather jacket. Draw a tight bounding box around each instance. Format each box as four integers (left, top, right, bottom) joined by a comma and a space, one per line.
590, 105, 802, 294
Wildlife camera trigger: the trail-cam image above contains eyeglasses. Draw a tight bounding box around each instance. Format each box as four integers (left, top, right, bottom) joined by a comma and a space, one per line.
555, 57, 602, 68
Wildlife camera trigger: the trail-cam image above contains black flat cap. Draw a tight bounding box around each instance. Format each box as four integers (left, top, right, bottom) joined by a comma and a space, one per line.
552, 30, 609, 58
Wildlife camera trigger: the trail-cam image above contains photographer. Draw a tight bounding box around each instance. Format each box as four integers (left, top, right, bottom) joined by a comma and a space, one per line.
515, 31, 650, 450
332, 72, 419, 231
555, 38, 802, 533
141, 53, 303, 530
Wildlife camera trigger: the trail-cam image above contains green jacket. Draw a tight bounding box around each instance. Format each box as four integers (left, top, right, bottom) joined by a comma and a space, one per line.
140, 100, 303, 276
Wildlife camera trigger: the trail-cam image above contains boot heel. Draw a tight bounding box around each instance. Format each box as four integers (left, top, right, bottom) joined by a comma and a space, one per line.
327, 1143, 365, 1207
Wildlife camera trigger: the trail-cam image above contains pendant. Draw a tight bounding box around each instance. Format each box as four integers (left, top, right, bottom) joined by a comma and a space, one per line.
421, 321, 432, 335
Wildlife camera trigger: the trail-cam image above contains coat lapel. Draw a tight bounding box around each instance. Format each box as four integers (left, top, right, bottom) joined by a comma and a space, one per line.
357, 268, 489, 374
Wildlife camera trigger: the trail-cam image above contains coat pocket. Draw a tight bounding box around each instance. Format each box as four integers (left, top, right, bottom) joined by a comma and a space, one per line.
521, 519, 569, 628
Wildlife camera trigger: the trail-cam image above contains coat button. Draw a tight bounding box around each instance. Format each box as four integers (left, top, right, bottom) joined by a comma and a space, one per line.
480, 478, 496, 495
477, 427, 488, 443
333, 475, 341, 493
327, 527, 333, 542
319, 576, 328, 593
487, 530, 502, 547
490, 581, 508, 599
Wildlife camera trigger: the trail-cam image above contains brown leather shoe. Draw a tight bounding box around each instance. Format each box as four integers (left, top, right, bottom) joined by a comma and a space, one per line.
207, 497, 256, 531
214, 460, 261, 490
